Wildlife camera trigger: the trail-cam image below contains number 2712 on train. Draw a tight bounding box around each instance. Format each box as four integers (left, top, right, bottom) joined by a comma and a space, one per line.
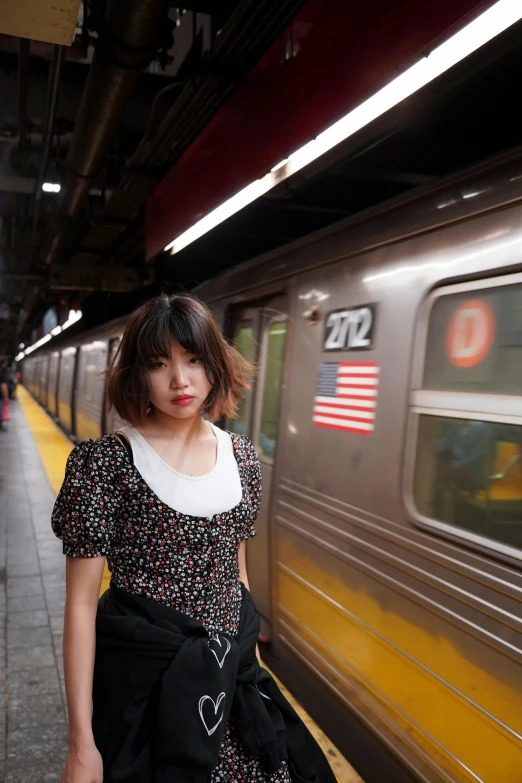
323, 304, 376, 352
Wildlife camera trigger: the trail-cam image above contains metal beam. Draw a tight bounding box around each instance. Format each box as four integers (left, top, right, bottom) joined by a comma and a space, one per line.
0, 0, 82, 46
48, 264, 153, 292
0, 272, 45, 282
336, 166, 437, 186
260, 198, 349, 216
0, 174, 35, 194
174, 2, 235, 14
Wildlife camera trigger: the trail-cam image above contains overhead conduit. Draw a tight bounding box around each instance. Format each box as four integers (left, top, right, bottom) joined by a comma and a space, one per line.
42, 0, 172, 268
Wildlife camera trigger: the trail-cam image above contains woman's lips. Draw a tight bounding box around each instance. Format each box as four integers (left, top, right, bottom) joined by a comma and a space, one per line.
171, 395, 194, 406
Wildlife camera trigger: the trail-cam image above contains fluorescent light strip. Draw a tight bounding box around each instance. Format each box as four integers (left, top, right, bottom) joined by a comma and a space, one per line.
17, 310, 82, 360
165, 0, 522, 255
61, 309, 83, 331
24, 334, 51, 355
271, 158, 289, 172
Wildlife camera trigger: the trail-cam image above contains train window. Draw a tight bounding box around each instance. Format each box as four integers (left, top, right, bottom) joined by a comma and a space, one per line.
84, 363, 96, 401
228, 323, 254, 435
258, 319, 287, 460
410, 274, 522, 557
423, 282, 522, 394
414, 415, 522, 550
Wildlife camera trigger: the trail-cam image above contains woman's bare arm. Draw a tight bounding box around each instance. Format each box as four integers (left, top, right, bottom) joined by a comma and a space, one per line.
61, 555, 105, 782
238, 541, 261, 664
238, 540, 251, 592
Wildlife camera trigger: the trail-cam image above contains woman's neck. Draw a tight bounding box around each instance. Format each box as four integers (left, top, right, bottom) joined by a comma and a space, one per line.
139, 408, 211, 444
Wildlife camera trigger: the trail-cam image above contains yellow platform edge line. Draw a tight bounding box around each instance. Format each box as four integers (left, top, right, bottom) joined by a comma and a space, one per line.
17, 384, 358, 783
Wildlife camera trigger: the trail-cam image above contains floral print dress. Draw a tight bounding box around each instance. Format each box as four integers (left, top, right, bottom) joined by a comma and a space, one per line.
52, 431, 291, 783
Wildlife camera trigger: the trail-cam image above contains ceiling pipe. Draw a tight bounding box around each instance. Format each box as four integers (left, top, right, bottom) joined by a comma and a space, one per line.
33, 44, 66, 234
0, 132, 73, 146
42, 0, 171, 267
17, 39, 30, 151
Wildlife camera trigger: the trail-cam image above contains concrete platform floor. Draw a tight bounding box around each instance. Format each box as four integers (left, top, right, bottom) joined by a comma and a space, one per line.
1, 396, 69, 781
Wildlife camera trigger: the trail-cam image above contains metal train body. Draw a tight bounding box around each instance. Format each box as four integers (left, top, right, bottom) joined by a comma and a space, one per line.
25, 148, 522, 783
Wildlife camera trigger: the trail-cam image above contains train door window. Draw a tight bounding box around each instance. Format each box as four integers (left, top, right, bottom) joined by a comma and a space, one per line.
84, 362, 96, 402
257, 319, 287, 461
414, 416, 522, 550
108, 336, 120, 366
408, 273, 522, 559
423, 282, 522, 394
224, 297, 287, 641
104, 336, 125, 434
228, 321, 254, 435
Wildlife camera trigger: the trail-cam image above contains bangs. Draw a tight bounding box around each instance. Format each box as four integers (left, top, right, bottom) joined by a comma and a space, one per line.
135, 299, 208, 364
107, 291, 252, 426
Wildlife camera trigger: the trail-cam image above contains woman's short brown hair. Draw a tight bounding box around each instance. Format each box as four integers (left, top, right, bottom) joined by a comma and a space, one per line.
106, 292, 251, 426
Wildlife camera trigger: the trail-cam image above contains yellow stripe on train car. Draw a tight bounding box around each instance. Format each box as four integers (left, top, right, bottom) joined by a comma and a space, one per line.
277, 537, 522, 783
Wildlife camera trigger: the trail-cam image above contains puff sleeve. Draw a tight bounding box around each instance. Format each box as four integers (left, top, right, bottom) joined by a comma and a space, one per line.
242, 436, 262, 541
51, 439, 122, 557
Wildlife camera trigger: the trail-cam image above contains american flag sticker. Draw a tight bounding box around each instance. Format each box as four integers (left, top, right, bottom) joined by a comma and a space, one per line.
313, 361, 379, 435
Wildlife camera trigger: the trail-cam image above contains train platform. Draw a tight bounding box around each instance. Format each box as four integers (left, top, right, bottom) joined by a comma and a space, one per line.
0, 386, 363, 783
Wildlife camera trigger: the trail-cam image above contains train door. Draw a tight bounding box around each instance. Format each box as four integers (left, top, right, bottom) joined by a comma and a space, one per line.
227, 297, 288, 641
104, 336, 125, 434
34, 356, 41, 400
57, 348, 78, 437
48, 351, 61, 418
40, 354, 50, 408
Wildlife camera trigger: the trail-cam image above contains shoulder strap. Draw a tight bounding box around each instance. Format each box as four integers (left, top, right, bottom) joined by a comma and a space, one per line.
114, 431, 133, 464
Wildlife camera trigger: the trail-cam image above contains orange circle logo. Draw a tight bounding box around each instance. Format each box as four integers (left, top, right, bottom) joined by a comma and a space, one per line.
446, 299, 495, 368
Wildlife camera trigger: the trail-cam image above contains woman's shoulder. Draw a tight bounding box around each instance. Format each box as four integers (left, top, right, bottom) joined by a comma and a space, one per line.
67, 433, 126, 470
219, 428, 260, 465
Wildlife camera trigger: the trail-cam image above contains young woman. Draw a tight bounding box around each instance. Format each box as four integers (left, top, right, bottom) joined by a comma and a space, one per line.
52, 292, 336, 783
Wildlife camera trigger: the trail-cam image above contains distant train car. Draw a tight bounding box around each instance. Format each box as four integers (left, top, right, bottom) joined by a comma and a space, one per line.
24, 148, 522, 783
47, 351, 60, 418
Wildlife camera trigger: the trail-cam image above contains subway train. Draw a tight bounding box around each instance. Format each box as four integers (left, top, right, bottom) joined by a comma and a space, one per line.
23, 146, 522, 783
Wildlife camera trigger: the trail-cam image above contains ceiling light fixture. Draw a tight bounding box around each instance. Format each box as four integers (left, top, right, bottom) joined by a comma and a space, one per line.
165, 0, 522, 256
42, 182, 61, 193
271, 158, 289, 172
18, 310, 82, 360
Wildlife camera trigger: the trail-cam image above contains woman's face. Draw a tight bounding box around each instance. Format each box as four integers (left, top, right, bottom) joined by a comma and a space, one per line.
146, 335, 211, 419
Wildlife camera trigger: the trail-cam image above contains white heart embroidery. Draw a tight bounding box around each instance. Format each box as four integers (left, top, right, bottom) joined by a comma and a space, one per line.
199, 692, 226, 736
208, 636, 231, 669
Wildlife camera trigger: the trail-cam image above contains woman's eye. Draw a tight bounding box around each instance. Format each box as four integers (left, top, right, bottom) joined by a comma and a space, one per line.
189, 357, 202, 365
149, 360, 166, 369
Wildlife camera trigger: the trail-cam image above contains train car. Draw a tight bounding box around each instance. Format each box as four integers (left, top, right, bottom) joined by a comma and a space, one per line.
24, 317, 127, 441
72, 319, 127, 440
72, 334, 108, 443
47, 350, 60, 419
24, 146, 522, 783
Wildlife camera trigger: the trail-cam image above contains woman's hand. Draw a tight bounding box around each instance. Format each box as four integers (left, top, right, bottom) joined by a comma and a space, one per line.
61, 743, 103, 783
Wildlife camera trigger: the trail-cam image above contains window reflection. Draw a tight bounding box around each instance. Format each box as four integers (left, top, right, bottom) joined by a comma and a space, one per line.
258, 321, 287, 460
228, 324, 254, 435
424, 284, 522, 394
414, 415, 522, 549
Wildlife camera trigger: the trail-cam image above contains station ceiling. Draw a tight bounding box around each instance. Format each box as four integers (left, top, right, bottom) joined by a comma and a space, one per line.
0, 0, 521, 352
